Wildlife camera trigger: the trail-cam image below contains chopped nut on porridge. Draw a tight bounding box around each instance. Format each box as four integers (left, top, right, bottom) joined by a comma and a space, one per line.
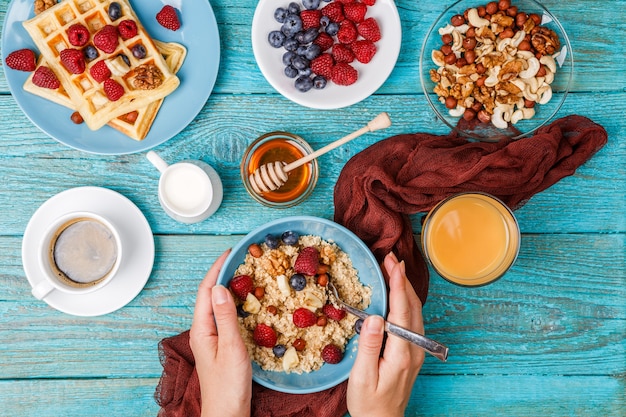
228, 233, 372, 374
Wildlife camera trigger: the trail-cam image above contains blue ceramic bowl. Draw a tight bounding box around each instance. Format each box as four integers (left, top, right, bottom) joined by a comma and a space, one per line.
216, 216, 387, 394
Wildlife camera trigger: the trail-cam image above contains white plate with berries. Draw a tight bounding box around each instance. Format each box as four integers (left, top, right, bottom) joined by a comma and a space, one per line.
252, 0, 402, 109
1, 0, 220, 155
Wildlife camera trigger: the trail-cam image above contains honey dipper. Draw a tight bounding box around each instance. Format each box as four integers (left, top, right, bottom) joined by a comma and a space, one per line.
249, 112, 392, 194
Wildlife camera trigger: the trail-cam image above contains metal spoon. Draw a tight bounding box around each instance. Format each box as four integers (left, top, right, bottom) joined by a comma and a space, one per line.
327, 281, 449, 362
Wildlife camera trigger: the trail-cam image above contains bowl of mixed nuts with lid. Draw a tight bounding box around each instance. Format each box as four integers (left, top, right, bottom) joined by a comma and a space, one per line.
419, 0, 573, 141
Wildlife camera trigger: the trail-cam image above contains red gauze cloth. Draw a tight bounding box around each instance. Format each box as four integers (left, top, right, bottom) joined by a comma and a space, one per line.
155, 115, 607, 417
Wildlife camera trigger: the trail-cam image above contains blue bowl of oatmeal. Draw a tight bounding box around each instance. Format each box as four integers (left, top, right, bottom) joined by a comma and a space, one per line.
216, 216, 387, 394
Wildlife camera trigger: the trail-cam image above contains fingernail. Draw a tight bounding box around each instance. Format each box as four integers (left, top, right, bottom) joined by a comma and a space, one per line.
212, 285, 228, 305
399, 260, 406, 275
364, 316, 384, 335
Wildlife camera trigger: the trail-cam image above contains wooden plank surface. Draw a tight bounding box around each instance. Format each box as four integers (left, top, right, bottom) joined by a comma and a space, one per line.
0, 0, 624, 416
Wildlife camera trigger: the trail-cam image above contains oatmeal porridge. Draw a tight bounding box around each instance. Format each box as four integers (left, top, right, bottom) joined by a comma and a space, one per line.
227, 232, 372, 374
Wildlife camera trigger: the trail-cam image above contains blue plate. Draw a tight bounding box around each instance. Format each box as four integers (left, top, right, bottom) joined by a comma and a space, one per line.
217, 216, 388, 394
1, 0, 220, 155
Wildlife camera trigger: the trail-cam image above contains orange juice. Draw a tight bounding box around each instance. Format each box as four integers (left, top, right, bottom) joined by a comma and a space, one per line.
421, 192, 520, 286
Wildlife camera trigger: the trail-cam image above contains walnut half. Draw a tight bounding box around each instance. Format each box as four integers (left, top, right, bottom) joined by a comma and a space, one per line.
132, 64, 164, 90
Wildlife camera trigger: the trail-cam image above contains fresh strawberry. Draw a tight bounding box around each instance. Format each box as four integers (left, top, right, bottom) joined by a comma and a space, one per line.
300, 9, 322, 30
311, 53, 334, 78
66, 23, 90, 47
156, 5, 181, 31
93, 25, 119, 53
357, 17, 381, 42
331, 62, 358, 85
32, 66, 60, 89
321, 2, 344, 23
343, 3, 367, 23
313, 32, 334, 51
253, 324, 277, 348
362, 0, 376, 5
60, 49, 86, 74
229, 274, 254, 300
337, 20, 358, 44
4, 49, 36, 72
293, 307, 318, 328
331, 43, 354, 63
321, 344, 343, 364
351, 39, 377, 63
117, 19, 138, 40
89, 60, 111, 83
322, 304, 346, 321
294, 247, 319, 276
103, 78, 124, 101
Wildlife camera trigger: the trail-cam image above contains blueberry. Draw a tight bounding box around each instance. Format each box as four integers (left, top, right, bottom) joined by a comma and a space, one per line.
118, 54, 130, 66
282, 51, 296, 66
292, 56, 309, 70
268, 30, 286, 48
295, 76, 313, 92
320, 16, 330, 28
355, 318, 364, 334
108, 2, 122, 21
302, 28, 319, 44
313, 75, 327, 89
290, 273, 307, 291
281, 14, 303, 36
281, 230, 299, 245
237, 305, 250, 318
296, 45, 308, 56
273, 344, 287, 358
283, 37, 298, 51
284, 65, 298, 78
302, 0, 321, 10
295, 31, 306, 44
298, 67, 312, 77
287, 2, 300, 15
326, 22, 339, 36
131, 44, 146, 59
264, 233, 280, 249
83, 45, 98, 60
304, 44, 321, 60
274, 7, 288, 23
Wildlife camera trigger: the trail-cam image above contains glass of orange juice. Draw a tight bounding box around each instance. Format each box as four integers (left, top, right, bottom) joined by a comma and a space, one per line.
421, 192, 520, 287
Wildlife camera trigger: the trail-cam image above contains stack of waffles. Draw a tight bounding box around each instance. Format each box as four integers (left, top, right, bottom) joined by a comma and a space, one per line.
22, 0, 185, 140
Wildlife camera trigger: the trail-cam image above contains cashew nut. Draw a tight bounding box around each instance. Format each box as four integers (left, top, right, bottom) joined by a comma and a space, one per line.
484, 67, 500, 87
544, 68, 554, 84
491, 106, 508, 129
540, 54, 557, 73
511, 30, 526, 48
439, 23, 469, 35
431, 50, 445, 67
467, 8, 490, 28
538, 85, 552, 105
448, 105, 466, 117
516, 50, 534, 60
521, 107, 535, 119
519, 57, 540, 79
510, 109, 524, 124
496, 37, 512, 52
451, 30, 464, 52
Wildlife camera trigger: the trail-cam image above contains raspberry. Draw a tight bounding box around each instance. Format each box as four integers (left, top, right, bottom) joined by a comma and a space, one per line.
156, 5, 181, 31
32, 66, 60, 89
117, 19, 138, 40
321, 344, 343, 364
321, 2, 344, 23
332, 43, 354, 63
343, 3, 367, 23
322, 304, 346, 321
93, 25, 119, 53
313, 32, 334, 51
60, 49, 86, 74
103, 78, 124, 101
294, 247, 319, 276
89, 60, 111, 83
253, 324, 277, 348
229, 274, 254, 300
311, 53, 334, 78
351, 39, 377, 63
357, 17, 381, 42
66, 23, 90, 47
4, 49, 36, 72
293, 307, 317, 328
337, 20, 358, 44
300, 9, 322, 30
331, 62, 358, 86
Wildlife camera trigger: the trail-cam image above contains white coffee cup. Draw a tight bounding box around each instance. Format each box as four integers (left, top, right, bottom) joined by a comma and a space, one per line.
32, 211, 123, 300
146, 151, 223, 224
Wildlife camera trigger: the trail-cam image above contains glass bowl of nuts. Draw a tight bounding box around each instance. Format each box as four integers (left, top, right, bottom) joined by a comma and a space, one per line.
419, 0, 573, 141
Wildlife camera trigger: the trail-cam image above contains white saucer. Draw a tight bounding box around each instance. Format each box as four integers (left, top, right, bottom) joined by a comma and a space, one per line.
22, 187, 155, 316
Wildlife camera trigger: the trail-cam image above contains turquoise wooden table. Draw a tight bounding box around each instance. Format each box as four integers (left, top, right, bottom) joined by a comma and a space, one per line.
1, 0, 624, 415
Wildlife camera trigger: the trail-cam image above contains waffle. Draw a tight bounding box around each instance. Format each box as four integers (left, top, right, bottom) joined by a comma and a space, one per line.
23, 0, 180, 131
24, 40, 186, 140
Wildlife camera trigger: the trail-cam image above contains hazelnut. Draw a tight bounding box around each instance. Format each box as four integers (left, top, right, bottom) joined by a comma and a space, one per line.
477, 6, 487, 17
442, 33, 453, 44
316, 264, 330, 274
518, 40, 532, 51
317, 273, 329, 287
248, 243, 263, 258
463, 108, 476, 121
466, 27, 476, 38
293, 338, 306, 351
441, 44, 453, 55
506, 6, 518, 17
524, 99, 536, 108
475, 63, 487, 74
253, 286, 265, 299
498, 0, 511, 11
536, 65, 547, 77
451, 14, 465, 26
475, 76, 486, 87
444, 53, 457, 65
500, 28, 514, 39
471, 101, 483, 112
455, 57, 468, 68
463, 37, 477, 50
267, 305, 278, 315
529, 13, 541, 25
316, 316, 327, 327
516, 13, 528, 28
464, 50, 476, 64
477, 110, 491, 123
486, 2, 498, 15
124, 111, 138, 123
445, 96, 458, 109
70, 111, 84, 124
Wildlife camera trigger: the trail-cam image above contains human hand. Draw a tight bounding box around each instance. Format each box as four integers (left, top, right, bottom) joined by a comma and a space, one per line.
189, 249, 252, 417
346, 252, 425, 417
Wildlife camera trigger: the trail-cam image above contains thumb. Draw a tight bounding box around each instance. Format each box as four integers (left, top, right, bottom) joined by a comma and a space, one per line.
351, 315, 385, 382
211, 286, 243, 345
